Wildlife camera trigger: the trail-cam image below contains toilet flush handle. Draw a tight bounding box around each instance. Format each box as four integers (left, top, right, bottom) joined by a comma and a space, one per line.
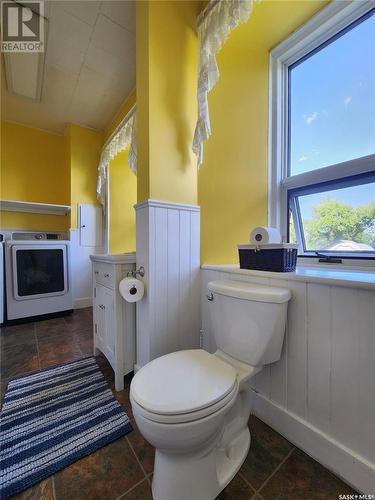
206, 292, 214, 301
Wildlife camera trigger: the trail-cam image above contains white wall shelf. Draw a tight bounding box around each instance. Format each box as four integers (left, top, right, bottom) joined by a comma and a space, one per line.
0, 200, 71, 216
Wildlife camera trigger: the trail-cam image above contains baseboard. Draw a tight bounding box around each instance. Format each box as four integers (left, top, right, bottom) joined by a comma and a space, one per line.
251, 391, 374, 494
73, 297, 92, 309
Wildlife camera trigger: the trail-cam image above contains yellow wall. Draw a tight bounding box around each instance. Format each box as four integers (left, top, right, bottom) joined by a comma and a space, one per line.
136, 0, 150, 203
68, 124, 103, 228
104, 90, 137, 254
0, 121, 70, 231
136, 0, 200, 204
199, 0, 328, 264
109, 150, 137, 253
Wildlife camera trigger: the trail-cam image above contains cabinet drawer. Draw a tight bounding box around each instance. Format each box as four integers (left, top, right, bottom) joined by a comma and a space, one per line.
93, 262, 115, 289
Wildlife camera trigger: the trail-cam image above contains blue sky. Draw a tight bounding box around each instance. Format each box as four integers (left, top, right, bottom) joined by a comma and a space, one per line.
289, 10, 375, 217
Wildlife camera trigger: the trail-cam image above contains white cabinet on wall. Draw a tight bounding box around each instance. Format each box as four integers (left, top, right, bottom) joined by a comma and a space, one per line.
90, 252, 136, 390
79, 204, 103, 247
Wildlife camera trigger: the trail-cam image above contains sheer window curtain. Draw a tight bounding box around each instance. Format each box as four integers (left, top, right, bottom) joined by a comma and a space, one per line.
192, 0, 259, 168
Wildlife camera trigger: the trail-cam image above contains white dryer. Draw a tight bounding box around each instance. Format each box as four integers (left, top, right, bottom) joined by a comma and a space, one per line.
4, 233, 73, 321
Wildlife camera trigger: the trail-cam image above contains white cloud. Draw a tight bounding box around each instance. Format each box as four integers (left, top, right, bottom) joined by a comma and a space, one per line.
303, 111, 318, 125
298, 155, 309, 162
344, 96, 352, 106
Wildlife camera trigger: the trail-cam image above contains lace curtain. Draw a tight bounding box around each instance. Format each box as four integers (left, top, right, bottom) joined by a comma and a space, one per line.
97, 110, 137, 209
192, 0, 258, 168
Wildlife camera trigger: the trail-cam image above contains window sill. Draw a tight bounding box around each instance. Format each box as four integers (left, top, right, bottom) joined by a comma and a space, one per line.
201, 264, 375, 290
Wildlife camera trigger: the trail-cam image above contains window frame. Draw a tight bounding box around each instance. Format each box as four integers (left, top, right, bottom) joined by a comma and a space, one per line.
268, 0, 375, 264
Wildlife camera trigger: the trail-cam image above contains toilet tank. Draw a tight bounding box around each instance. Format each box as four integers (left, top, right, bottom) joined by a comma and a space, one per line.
207, 280, 291, 366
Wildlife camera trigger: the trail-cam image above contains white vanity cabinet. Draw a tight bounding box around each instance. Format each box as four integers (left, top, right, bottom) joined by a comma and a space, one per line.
90, 252, 136, 391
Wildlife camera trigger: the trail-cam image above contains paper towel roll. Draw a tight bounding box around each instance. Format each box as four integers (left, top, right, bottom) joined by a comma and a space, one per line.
119, 278, 144, 303
250, 226, 282, 245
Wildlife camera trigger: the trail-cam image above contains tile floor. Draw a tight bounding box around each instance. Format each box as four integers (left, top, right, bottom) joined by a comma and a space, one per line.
0, 309, 358, 500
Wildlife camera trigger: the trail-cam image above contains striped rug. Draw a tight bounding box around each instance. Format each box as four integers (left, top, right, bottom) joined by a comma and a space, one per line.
0, 357, 132, 499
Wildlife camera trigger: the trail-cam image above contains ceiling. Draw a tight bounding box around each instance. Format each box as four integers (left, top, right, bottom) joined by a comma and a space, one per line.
1, 0, 135, 135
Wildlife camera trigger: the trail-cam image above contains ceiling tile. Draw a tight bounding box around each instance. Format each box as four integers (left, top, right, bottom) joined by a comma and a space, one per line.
84, 42, 135, 88
84, 44, 121, 78
100, 1, 135, 33
54, 0, 101, 27
46, 34, 86, 76
91, 13, 135, 63
48, 4, 92, 52
74, 64, 113, 98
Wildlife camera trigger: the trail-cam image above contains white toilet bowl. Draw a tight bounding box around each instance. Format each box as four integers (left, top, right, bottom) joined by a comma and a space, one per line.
130, 349, 260, 500
130, 281, 291, 500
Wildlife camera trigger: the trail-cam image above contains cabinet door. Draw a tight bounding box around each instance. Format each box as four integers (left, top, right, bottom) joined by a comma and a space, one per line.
102, 287, 115, 364
94, 284, 106, 350
79, 204, 103, 247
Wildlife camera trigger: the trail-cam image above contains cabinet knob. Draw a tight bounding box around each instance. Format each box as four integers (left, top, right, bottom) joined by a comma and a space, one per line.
95, 271, 99, 275
99, 304, 105, 309
104, 273, 110, 278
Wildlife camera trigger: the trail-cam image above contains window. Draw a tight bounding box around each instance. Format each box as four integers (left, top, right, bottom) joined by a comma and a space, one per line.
269, 2, 375, 262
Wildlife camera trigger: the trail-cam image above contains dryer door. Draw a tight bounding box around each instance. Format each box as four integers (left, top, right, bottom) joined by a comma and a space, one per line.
11, 244, 68, 300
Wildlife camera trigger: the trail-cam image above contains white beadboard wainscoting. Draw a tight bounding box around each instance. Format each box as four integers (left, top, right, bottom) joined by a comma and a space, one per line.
135, 200, 201, 368
201, 265, 375, 493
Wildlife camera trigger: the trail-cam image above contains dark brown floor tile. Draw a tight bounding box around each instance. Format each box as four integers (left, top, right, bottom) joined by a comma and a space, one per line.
35, 318, 73, 342
260, 448, 358, 500
240, 416, 293, 490
115, 387, 133, 415
217, 473, 254, 499
35, 317, 67, 332
123, 479, 153, 499
39, 349, 83, 369
1, 344, 39, 379
74, 328, 93, 341
11, 478, 54, 500
64, 313, 92, 334
66, 318, 92, 333
1, 378, 10, 407
75, 334, 94, 356
95, 352, 112, 371
53, 437, 144, 500
1, 323, 36, 348
37, 332, 77, 350
112, 387, 154, 475
38, 337, 83, 369
126, 423, 155, 475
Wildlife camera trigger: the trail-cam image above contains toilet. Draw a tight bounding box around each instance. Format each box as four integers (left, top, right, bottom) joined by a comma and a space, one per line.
130, 280, 291, 500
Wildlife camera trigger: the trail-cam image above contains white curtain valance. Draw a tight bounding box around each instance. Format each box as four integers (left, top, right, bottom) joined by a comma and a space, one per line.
97, 109, 137, 208
192, 0, 257, 168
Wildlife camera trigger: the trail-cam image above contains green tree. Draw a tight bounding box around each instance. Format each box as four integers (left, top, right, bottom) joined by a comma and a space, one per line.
305, 198, 375, 249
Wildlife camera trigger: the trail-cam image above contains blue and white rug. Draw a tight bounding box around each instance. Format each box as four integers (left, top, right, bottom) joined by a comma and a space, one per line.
0, 357, 132, 499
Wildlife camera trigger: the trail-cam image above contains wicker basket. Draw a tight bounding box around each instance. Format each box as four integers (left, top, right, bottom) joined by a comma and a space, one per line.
237, 243, 298, 272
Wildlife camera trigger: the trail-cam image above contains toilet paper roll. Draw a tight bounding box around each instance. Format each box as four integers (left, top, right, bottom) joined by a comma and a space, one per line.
119, 278, 144, 303
250, 226, 282, 245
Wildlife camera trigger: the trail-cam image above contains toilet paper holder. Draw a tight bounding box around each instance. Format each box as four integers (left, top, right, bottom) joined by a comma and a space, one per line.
127, 266, 145, 279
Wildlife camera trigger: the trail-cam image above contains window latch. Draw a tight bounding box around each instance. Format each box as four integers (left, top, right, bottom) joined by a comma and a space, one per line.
315, 252, 342, 264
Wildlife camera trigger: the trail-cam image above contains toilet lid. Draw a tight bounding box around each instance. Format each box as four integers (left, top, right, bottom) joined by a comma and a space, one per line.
131, 350, 237, 415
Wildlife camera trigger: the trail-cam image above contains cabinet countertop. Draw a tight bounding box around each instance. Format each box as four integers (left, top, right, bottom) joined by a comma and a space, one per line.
90, 252, 136, 264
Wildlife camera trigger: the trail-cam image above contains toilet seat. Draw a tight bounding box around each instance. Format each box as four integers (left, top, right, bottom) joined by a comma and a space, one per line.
131, 349, 238, 424
131, 383, 238, 424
